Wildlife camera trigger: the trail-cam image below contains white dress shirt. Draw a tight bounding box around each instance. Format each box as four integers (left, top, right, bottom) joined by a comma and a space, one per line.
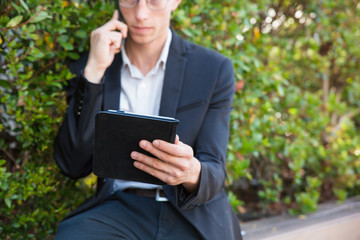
112, 29, 172, 192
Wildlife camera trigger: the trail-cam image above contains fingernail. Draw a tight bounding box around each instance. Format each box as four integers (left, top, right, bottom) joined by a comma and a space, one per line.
153, 140, 159, 147
131, 152, 138, 159
140, 141, 147, 148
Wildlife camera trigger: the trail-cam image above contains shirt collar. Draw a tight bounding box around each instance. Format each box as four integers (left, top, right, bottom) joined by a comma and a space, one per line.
157, 28, 172, 71
121, 28, 172, 73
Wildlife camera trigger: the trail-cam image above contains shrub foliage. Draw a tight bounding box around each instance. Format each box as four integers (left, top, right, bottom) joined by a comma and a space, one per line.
1, 0, 359, 238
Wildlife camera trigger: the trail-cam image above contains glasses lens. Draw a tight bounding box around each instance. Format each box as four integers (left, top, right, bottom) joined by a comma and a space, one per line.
119, 0, 137, 8
148, 0, 167, 10
119, 0, 168, 10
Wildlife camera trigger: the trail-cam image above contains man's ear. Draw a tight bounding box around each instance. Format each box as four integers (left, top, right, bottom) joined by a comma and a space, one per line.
171, 0, 181, 11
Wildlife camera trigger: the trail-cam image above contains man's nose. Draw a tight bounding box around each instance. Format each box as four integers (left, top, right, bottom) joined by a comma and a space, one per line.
135, 0, 150, 21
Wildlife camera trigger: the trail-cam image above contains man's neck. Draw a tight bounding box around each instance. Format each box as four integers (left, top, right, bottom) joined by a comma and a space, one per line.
125, 33, 168, 76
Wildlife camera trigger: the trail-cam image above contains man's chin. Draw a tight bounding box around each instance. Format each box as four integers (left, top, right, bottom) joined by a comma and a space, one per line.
128, 35, 156, 46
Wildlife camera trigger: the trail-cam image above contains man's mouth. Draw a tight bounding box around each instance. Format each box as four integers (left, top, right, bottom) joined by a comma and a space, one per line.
131, 26, 152, 33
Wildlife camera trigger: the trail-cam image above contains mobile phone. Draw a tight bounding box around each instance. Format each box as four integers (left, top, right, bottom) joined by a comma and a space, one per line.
114, 0, 123, 21
114, 0, 126, 48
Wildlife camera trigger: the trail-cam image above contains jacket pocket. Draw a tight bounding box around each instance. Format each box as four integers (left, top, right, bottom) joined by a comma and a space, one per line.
176, 100, 206, 114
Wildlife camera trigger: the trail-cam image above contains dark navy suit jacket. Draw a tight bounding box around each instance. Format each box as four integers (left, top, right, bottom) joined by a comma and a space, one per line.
54, 30, 242, 240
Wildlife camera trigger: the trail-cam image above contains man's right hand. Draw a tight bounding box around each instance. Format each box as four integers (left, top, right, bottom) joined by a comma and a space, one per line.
84, 10, 128, 84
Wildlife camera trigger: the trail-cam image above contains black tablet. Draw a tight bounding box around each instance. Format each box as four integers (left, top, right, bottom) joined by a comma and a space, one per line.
93, 110, 179, 185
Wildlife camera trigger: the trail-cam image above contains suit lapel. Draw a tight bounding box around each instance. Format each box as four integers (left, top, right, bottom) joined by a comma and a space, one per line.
103, 53, 122, 110
159, 32, 187, 117
103, 31, 186, 116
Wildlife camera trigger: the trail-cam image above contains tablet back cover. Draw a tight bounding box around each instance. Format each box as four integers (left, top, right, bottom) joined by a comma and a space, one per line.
93, 110, 179, 185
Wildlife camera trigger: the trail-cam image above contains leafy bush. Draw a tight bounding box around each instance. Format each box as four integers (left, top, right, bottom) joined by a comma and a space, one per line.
0, 0, 111, 238
174, 0, 360, 216
1, 0, 360, 238
220, 1, 360, 216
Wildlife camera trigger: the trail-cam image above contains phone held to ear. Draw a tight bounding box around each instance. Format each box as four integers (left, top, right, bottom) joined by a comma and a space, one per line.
114, 0, 123, 21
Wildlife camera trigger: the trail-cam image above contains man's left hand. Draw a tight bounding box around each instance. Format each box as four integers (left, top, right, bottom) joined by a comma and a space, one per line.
131, 135, 201, 193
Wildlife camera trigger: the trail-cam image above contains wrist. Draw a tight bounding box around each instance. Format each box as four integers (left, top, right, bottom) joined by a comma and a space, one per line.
182, 159, 201, 193
84, 64, 106, 84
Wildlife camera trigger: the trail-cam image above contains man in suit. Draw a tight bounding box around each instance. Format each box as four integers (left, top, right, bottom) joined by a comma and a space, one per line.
54, 0, 242, 239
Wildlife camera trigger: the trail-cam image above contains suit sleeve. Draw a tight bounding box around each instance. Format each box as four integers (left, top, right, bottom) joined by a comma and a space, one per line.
174, 57, 235, 208
54, 56, 104, 179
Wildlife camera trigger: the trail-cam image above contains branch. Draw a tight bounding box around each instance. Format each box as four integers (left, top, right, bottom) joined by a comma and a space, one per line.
0, 148, 19, 168
21, 150, 30, 167
322, 72, 329, 106
32, 57, 61, 79
332, 108, 360, 133
0, 6, 46, 32
0, 46, 34, 70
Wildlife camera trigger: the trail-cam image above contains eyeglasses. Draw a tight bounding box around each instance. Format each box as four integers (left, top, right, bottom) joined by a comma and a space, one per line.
119, 0, 170, 11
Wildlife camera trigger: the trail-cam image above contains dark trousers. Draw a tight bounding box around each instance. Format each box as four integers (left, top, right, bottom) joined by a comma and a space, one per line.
55, 190, 202, 240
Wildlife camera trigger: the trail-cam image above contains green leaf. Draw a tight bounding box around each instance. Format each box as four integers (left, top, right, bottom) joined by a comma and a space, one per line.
277, 84, 285, 97
27, 24, 36, 33
0, 159, 6, 166
5, 198, 11, 208
29, 33, 40, 40
191, 16, 202, 24
60, 41, 74, 51
19, 0, 30, 13
75, 30, 87, 39
0, 80, 11, 89
216, 41, 223, 51
30, 11, 51, 23
10, 2, 23, 13
6, 16, 23, 28
67, 52, 80, 60
181, 28, 193, 37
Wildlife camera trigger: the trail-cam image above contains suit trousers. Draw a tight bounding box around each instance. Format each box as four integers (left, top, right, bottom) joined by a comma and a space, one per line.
54, 190, 203, 240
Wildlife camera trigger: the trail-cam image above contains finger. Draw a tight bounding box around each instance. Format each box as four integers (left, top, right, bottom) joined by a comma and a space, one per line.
152, 139, 192, 158
110, 46, 121, 54
139, 140, 193, 172
100, 19, 128, 38
133, 160, 179, 186
132, 152, 182, 185
174, 135, 186, 146
106, 31, 123, 48
131, 151, 171, 172
139, 140, 179, 164
93, 31, 123, 52
112, 10, 119, 20
131, 151, 180, 179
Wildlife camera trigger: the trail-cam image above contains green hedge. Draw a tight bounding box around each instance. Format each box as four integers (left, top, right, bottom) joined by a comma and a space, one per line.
1, 0, 359, 238
0, 1, 109, 238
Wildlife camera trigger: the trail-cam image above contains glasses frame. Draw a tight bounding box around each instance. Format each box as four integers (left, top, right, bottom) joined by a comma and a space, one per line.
119, 0, 170, 11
